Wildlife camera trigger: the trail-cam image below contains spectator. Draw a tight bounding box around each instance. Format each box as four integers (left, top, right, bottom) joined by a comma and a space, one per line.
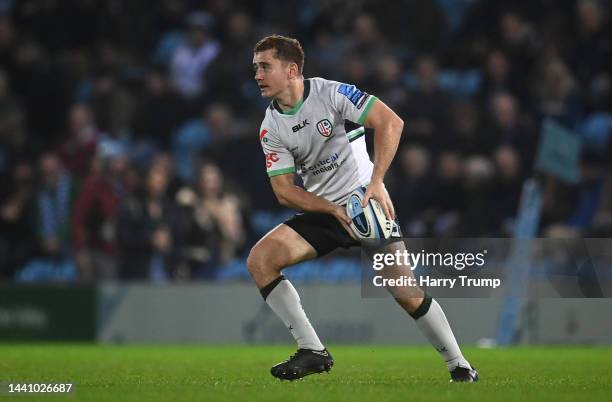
392, 145, 435, 236
478, 50, 523, 106
308, 28, 351, 78
206, 11, 259, 111
170, 11, 221, 102
497, 11, 540, 81
172, 102, 245, 183
57, 104, 100, 180
0, 70, 29, 172
88, 67, 135, 139
531, 57, 582, 126
491, 146, 524, 234
372, 55, 408, 113
431, 151, 465, 235
403, 56, 452, 149
116, 163, 179, 280
205, 103, 248, 142
176, 161, 247, 279
150, 152, 179, 195
444, 100, 486, 156
72, 149, 131, 282
461, 156, 496, 235
346, 13, 391, 72
0, 161, 35, 279
132, 68, 186, 150
34, 152, 74, 259
339, 53, 374, 90
571, 0, 612, 113
485, 92, 537, 169
570, 0, 612, 86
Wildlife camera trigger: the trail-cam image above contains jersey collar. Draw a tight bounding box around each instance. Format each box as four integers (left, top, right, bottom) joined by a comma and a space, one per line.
271, 79, 310, 115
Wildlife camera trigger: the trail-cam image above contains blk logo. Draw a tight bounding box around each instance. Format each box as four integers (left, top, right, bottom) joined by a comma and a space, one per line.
292, 119, 309, 133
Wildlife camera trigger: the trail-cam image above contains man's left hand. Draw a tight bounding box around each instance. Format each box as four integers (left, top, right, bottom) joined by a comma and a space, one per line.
362, 181, 395, 221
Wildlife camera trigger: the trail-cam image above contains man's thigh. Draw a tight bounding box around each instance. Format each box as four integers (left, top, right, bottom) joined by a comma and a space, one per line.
284, 212, 358, 256
249, 223, 318, 287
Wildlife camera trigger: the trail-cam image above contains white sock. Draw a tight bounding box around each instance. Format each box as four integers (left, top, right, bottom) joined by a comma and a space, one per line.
413, 297, 471, 371
263, 277, 324, 351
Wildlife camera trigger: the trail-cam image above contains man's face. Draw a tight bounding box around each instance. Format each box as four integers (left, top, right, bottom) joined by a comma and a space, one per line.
253, 49, 292, 99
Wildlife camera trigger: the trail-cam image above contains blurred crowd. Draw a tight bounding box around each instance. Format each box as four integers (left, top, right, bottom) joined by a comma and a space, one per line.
1, 0, 611, 282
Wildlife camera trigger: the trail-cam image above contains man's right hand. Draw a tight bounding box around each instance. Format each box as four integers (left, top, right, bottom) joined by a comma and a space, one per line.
330, 205, 357, 240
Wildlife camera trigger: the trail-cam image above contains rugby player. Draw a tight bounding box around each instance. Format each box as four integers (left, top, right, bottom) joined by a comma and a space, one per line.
248, 35, 478, 382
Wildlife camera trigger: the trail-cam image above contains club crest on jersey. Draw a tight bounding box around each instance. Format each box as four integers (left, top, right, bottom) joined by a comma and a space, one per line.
316, 119, 333, 137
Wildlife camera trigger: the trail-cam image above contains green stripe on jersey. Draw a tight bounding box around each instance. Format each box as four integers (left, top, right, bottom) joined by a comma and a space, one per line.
357, 95, 378, 125
347, 126, 365, 142
267, 167, 296, 177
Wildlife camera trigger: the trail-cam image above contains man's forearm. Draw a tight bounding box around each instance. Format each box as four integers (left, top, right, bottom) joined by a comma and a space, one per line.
371, 119, 403, 183
276, 184, 336, 214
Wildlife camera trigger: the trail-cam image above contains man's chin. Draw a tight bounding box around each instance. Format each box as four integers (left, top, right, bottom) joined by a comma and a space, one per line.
259, 88, 276, 99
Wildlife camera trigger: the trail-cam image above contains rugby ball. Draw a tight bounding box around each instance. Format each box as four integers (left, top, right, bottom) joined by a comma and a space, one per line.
346, 187, 393, 240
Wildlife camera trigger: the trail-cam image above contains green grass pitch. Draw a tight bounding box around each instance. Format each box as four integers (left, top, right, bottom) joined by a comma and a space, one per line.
0, 344, 610, 401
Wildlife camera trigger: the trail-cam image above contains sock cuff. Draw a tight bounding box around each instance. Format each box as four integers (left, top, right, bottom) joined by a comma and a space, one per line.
260, 275, 286, 300
410, 294, 432, 320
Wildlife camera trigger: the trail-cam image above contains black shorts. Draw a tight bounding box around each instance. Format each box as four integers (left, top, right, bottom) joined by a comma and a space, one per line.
284, 211, 402, 257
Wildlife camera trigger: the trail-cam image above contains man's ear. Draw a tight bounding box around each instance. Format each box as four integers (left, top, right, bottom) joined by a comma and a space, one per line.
288, 62, 299, 79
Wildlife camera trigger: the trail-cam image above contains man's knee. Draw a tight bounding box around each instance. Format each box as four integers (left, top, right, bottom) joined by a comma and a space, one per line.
246, 246, 262, 274
246, 243, 281, 276
390, 284, 425, 314
396, 296, 424, 314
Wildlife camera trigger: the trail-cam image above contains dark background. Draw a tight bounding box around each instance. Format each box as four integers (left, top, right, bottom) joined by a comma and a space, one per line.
0, 0, 611, 283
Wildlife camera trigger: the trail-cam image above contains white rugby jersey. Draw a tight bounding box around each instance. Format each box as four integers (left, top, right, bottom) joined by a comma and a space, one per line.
259, 77, 378, 205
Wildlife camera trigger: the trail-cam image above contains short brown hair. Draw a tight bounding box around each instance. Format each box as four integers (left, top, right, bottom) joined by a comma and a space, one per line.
254, 35, 304, 74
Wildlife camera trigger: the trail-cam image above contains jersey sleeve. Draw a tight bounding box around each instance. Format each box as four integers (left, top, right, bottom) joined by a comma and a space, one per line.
330, 81, 378, 125
259, 124, 296, 177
